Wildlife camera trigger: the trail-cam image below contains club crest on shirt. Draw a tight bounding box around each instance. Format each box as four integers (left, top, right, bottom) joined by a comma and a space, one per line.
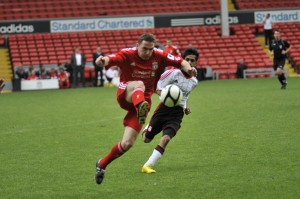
152, 62, 158, 70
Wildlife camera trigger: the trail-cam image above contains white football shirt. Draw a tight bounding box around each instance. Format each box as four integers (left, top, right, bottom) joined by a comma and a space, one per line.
157, 69, 198, 108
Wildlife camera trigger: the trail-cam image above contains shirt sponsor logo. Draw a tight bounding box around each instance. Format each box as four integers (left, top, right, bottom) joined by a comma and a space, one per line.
132, 70, 152, 79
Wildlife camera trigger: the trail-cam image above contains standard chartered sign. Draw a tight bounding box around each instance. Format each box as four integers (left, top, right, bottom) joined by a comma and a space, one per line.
255, 10, 300, 23
51, 16, 154, 32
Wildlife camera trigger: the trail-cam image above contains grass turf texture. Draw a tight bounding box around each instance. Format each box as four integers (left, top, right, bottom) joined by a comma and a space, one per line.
0, 77, 299, 199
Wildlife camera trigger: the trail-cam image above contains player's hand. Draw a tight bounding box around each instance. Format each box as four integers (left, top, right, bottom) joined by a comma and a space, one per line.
187, 67, 197, 77
281, 50, 286, 55
184, 107, 191, 115
95, 56, 105, 67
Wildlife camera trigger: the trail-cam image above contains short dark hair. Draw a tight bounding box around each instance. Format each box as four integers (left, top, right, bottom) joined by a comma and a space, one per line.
138, 33, 156, 44
183, 48, 199, 61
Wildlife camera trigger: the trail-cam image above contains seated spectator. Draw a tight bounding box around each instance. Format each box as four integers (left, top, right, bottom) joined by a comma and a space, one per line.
236, 58, 247, 79
58, 66, 70, 89
28, 65, 37, 76
38, 64, 49, 79
48, 68, 58, 79
27, 70, 39, 80
64, 59, 73, 85
15, 64, 28, 79
105, 66, 119, 87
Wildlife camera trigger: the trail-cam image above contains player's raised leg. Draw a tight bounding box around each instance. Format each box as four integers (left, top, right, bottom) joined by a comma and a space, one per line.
125, 81, 149, 124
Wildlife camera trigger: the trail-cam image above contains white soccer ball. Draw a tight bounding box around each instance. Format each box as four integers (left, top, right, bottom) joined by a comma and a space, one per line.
159, 85, 183, 107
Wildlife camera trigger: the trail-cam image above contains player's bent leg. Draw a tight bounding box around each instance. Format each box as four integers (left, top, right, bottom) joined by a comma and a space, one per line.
137, 101, 149, 124
142, 129, 152, 143
125, 81, 149, 124
142, 124, 157, 143
125, 81, 146, 104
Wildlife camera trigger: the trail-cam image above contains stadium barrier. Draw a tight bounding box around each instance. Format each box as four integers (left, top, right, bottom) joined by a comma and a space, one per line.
21, 79, 59, 90
243, 68, 288, 79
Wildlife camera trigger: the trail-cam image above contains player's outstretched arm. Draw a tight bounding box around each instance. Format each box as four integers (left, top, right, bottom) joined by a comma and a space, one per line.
181, 60, 197, 77
95, 56, 110, 67
184, 99, 191, 115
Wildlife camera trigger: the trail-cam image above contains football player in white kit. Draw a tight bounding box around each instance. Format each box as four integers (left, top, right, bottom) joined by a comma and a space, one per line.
141, 48, 199, 173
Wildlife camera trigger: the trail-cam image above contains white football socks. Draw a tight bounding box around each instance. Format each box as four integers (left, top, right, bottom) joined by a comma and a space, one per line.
144, 149, 162, 167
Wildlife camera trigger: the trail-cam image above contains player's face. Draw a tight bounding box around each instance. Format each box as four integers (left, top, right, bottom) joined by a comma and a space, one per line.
166, 40, 171, 46
137, 40, 155, 60
184, 55, 197, 67
274, 31, 280, 40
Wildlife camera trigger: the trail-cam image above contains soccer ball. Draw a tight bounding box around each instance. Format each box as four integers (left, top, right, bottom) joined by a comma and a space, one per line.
159, 85, 183, 107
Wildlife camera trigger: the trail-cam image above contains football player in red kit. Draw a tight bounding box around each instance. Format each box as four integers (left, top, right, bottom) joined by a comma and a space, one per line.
164, 38, 181, 70
58, 66, 70, 89
94, 33, 197, 185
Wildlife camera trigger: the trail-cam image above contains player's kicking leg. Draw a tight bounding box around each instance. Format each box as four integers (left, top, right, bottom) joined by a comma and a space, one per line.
125, 81, 149, 124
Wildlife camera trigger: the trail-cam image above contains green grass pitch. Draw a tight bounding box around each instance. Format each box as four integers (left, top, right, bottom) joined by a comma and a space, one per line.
0, 77, 299, 199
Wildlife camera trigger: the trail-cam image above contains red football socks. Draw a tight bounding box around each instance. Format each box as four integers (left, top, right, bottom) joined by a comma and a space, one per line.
132, 87, 145, 108
100, 142, 125, 169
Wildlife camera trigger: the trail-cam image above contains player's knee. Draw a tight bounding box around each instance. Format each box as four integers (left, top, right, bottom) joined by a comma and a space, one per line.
121, 140, 134, 151
276, 68, 283, 75
134, 81, 145, 90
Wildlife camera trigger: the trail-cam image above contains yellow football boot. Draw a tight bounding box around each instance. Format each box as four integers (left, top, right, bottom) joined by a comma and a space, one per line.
141, 165, 156, 174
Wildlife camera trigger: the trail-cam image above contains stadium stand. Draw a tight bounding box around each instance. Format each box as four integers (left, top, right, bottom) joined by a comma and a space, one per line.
235, 0, 300, 10
0, 35, 5, 46
8, 24, 279, 80
9, 21, 300, 80
0, 0, 220, 20
272, 22, 300, 72
2, 0, 299, 80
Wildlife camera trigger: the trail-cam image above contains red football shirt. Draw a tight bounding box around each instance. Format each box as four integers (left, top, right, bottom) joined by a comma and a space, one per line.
106, 47, 183, 99
164, 45, 180, 56
58, 71, 69, 81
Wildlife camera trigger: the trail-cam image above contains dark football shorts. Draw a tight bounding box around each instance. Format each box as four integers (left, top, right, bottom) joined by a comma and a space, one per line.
273, 58, 286, 71
144, 103, 184, 140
